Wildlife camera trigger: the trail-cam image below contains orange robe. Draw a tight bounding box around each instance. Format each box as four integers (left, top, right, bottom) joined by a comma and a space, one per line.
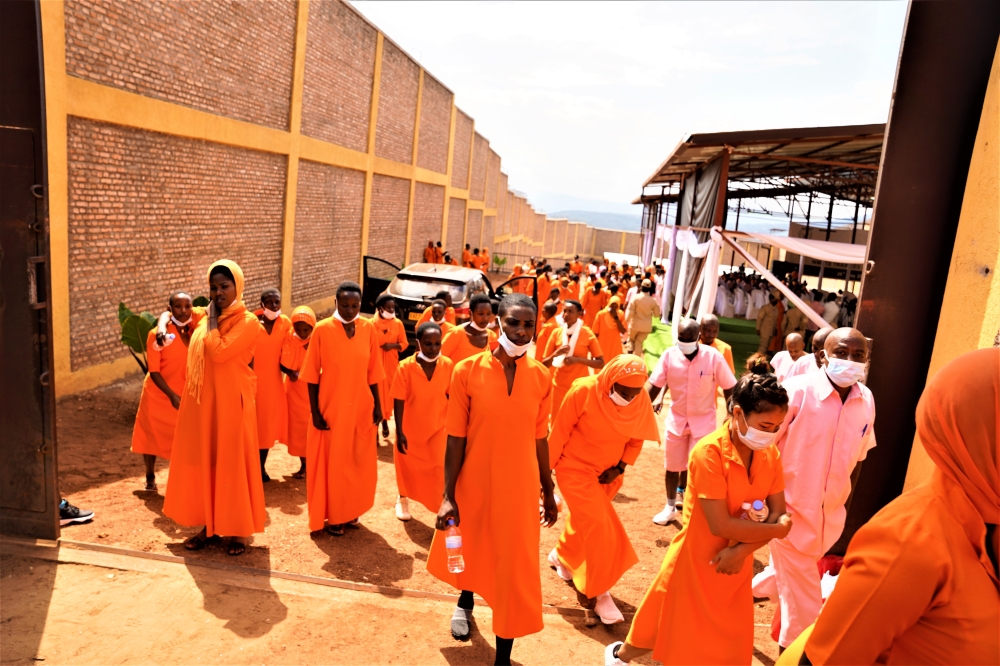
280, 331, 311, 458
131, 322, 193, 459
549, 362, 659, 597
426, 352, 552, 639
570, 260, 584, 275
424, 246, 436, 263
389, 355, 454, 511
542, 324, 603, 418
253, 314, 291, 449
471, 255, 486, 271
534, 318, 559, 361
440, 325, 497, 364
417, 306, 457, 327
300, 317, 384, 530
625, 424, 784, 664
710, 338, 736, 375
434, 247, 444, 264
371, 314, 408, 419
537, 275, 552, 302
581, 289, 608, 328
462, 250, 473, 267
591, 309, 625, 363
163, 309, 265, 537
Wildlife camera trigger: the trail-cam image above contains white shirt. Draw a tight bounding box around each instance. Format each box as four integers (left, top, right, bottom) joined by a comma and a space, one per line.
649, 345, 737, 437
823, 301, 840, 324
770, 350, 797, 382
775, 370, 876, 556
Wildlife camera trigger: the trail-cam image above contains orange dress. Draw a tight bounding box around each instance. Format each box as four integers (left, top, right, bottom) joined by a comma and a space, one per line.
537, 275, 552, 302
424, 246, 436, 263
462, 250, 472, 267
591, 309, 625, 363
389, 355, 454, 511
542, 324, 604, 418
534, 318, 559, 361
440, 325, 497, 364
280, 331, 311, 458
253, 314, 291, 449
163, 307, 265, 537
581, 289, 609, 328
371, 314, 408, 420
710, 338, 736, 375
417, 306, 457, 327
300, 317, 384, 530
131, 321, 194, 459
426, 352, 553, 639
549, 358, 659, 597
625, 423, 784, 664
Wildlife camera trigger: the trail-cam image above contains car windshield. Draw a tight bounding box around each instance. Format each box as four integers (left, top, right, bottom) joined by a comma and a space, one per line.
388, 276, 467, 304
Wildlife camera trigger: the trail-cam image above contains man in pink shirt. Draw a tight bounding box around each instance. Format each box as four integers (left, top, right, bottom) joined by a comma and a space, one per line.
783, 327, 832, 381
770, 332, 806, 382
752, 327, 876, 650
646, 318, 737, 525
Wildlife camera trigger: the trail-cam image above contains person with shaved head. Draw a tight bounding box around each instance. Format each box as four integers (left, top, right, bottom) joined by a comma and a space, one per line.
647, 318, 736, 526
752, 327, 876, 650
770, 333, 806, 382
698, 314, 735, 375
784, 327, 833, 380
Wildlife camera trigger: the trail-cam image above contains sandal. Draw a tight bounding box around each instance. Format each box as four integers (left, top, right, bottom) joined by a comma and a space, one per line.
227, 539, 246, 556
381, 423, 390, 438
345, 518, 360, 529
325, 524, 345, 537
144, 474, 157, 492
291, 469, 305, 480
184, 531, 208, 551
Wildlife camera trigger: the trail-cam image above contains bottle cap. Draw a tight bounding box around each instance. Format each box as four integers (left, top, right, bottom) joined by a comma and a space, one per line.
447, 518, 455, 526
752, 500, 765, 510
740, 502, 752, 510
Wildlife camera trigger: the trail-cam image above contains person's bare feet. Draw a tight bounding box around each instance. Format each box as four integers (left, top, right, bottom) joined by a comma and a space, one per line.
325, 524, 345, 537
184, 528, 209, 550
228, 537, 247, 556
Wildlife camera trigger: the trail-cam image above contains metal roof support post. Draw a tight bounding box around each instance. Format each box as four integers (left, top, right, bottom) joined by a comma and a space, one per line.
825, 192, 835, 241
851, 184, 861, 244
800, 192, 812, 280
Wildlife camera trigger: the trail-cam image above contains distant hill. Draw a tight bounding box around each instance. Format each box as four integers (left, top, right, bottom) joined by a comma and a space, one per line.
548, 210, 641, 231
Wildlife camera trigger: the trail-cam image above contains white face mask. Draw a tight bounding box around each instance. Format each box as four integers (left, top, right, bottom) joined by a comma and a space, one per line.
737, 411, 777, 451
171, 315, 190, 327
468, 319, 488, 331
608, 389, 633, 407
416, 351, 438, 363
496, 319, 531, 357
379, 310, 395, 320
333, 309, 359, 325
676, 340, 699, 355
262, 308, 281, 321
825, 357, 867, 387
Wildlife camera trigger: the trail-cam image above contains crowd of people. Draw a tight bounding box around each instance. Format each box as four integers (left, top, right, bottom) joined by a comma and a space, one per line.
121, 256, 996, 665
422, 239, 491, 271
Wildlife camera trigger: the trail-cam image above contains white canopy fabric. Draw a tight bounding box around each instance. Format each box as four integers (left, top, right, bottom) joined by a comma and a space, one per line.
739, 231, 866, 265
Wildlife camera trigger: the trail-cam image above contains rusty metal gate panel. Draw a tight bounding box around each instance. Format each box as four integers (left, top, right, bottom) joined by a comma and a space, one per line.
0, 0, 59, 539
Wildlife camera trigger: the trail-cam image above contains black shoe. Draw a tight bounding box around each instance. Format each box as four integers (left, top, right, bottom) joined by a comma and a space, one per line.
59, 499, 94, 526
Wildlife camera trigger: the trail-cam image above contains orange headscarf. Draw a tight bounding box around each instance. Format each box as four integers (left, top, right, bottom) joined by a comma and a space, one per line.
290, 305, 317, 329
607, 295, 622, 310
916, 347, 999, 523
185, 259, 247, 403
596, 354, 660, 441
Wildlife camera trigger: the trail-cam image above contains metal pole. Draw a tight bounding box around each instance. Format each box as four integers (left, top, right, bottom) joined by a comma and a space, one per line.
825, 192, 834, 241
731, 204, 740, 268
851, 184, 861, 244
818, 261, 825, 290
799, 191, 812, 280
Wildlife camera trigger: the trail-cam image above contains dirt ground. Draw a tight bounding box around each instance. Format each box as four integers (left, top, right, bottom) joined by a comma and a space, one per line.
52, 375, 780, 665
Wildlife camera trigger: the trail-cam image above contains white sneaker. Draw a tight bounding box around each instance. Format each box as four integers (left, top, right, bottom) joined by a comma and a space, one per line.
395, 496, 411, 521
605, 641, 628, 665
676, 490, 685, 507
652, 505, 678, 525
595, 592, 624, 625
547, 548, 573, 581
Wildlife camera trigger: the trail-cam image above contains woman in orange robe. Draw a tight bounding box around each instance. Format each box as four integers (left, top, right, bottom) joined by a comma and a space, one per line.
607, 368, 793, 665
581, 281, 608, 328
371, 293, 408, 439
534, 301, 560, 361
778, 348, 1000, 666
301, 282, 384, 536
541, 300, 605, 418
548, 355, 659, 624
440, 293, 496, 364
280, 305, 316, 480
427, 293, 557, 665
163, 260, 264, 556
390, 321, 453, 520
132, 292, 199, 491
253, 288, 291, 482
590, 296, 626, 363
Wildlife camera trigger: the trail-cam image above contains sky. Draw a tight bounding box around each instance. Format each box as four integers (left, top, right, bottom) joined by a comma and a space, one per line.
351, 1, 909, 217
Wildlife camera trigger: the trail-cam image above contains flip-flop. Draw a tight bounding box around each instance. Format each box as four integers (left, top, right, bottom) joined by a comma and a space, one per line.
291, 471, 305, 479
227, 540, 246, 556
325, 524, 345, 537
184, 533, 208, 551
345, 519, 360, 529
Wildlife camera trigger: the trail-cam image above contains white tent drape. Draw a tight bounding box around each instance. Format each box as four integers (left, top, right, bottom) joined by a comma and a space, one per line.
741, 231, 866, 264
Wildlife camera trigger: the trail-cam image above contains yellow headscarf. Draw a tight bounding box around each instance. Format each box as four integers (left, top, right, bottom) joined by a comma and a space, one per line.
185, 259, 247, 403
596, 354, 660, 441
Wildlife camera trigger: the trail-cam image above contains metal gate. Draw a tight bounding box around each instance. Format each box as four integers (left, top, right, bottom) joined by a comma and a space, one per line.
0, 0, 59, 539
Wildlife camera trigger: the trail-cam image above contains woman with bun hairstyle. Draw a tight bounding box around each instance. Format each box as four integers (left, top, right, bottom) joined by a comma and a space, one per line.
605, 365, 794, 665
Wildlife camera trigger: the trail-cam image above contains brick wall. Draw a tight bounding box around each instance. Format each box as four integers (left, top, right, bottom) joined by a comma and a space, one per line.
367, 174, 410, 266
485, 150, 500, 208
409, 182, 445, 264
533, 213, 545, 244
593, 228, 622, 257
374, 41, 419, 164
469, 133, 488, 201
66, 117, 286, 370
446, 198, 466, 256
416, 74, 451, 174
301, 0, 377, 151
482, 216, 496, 255
466, 209, 483, 249
65, 0, 297, 130
450, 111, 473, 189
292, 160, 366, 304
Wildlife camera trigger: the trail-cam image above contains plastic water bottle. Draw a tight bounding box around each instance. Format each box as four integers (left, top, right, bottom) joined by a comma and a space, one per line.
445, 518, 465, 573
154, 333, 176, 351
749, 499, 769, 522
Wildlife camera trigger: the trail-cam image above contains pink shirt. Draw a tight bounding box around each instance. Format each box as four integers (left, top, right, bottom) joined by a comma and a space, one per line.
783, 352, 824, 380
649, 344, 737, 438
775, 370, 876, 556
770, 350, 795, 382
